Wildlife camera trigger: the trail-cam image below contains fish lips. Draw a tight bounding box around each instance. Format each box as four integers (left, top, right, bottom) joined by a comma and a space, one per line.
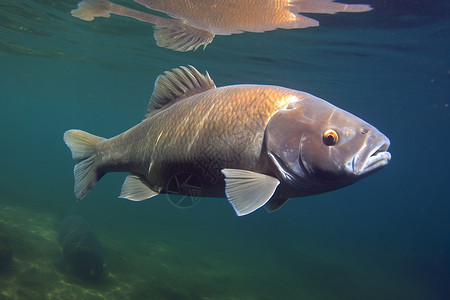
352, 137, 391, 176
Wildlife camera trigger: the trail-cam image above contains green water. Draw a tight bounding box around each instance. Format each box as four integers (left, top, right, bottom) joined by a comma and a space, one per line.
1, 0, 449, 299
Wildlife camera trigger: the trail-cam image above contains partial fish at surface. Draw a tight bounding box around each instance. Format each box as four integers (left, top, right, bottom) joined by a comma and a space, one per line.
71, 0, 373, 51
64, 66, 391, 216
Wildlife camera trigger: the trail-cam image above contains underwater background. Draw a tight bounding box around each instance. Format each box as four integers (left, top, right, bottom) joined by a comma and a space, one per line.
1, 0, 449, 299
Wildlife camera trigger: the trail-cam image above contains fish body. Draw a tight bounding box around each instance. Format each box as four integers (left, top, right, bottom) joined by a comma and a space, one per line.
71, 0, 372, 51
64, 66, 391, 216
136, 0, 317, 35
96, 84, 294, 197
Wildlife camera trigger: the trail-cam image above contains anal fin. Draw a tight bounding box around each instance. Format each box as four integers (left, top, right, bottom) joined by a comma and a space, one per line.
119, 175, 158, 201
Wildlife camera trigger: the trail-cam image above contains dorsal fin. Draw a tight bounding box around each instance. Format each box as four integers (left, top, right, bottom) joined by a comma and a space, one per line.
146, 65, 215, 118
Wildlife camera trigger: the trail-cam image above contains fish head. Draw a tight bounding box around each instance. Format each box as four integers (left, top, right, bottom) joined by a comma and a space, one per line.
265, 93, 391, 195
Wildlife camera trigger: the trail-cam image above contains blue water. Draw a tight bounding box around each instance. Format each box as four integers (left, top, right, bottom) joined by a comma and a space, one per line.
1, 0, 449, 299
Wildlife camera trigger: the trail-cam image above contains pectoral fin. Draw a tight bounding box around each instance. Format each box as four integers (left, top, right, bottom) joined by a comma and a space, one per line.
119, 175, 158, 201
221, 169, 280, 216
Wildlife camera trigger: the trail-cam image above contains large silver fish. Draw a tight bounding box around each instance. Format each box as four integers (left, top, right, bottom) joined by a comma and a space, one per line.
64, 66, 391, 216
71, 0, 372, 51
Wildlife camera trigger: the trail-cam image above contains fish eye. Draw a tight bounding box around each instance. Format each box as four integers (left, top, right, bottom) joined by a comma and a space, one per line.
323, 129, 339, 146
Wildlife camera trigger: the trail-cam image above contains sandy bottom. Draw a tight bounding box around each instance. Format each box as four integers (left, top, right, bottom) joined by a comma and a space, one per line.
0, 199, 435, 300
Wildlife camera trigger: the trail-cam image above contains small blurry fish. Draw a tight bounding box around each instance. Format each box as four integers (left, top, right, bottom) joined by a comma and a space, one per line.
71, 0, 372, 51
64, 66, 391, 216
57, 215, 103, 279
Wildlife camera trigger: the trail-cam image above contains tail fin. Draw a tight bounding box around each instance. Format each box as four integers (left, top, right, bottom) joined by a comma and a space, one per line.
71, 0, 113, 21
63, 129, 105, 200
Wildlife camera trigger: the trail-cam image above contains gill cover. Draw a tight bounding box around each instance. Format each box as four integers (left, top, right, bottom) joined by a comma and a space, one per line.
265, 99, 308, 190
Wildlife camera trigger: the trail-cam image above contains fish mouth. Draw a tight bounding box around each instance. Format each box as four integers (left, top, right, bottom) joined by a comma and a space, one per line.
353, 139, 391, 175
